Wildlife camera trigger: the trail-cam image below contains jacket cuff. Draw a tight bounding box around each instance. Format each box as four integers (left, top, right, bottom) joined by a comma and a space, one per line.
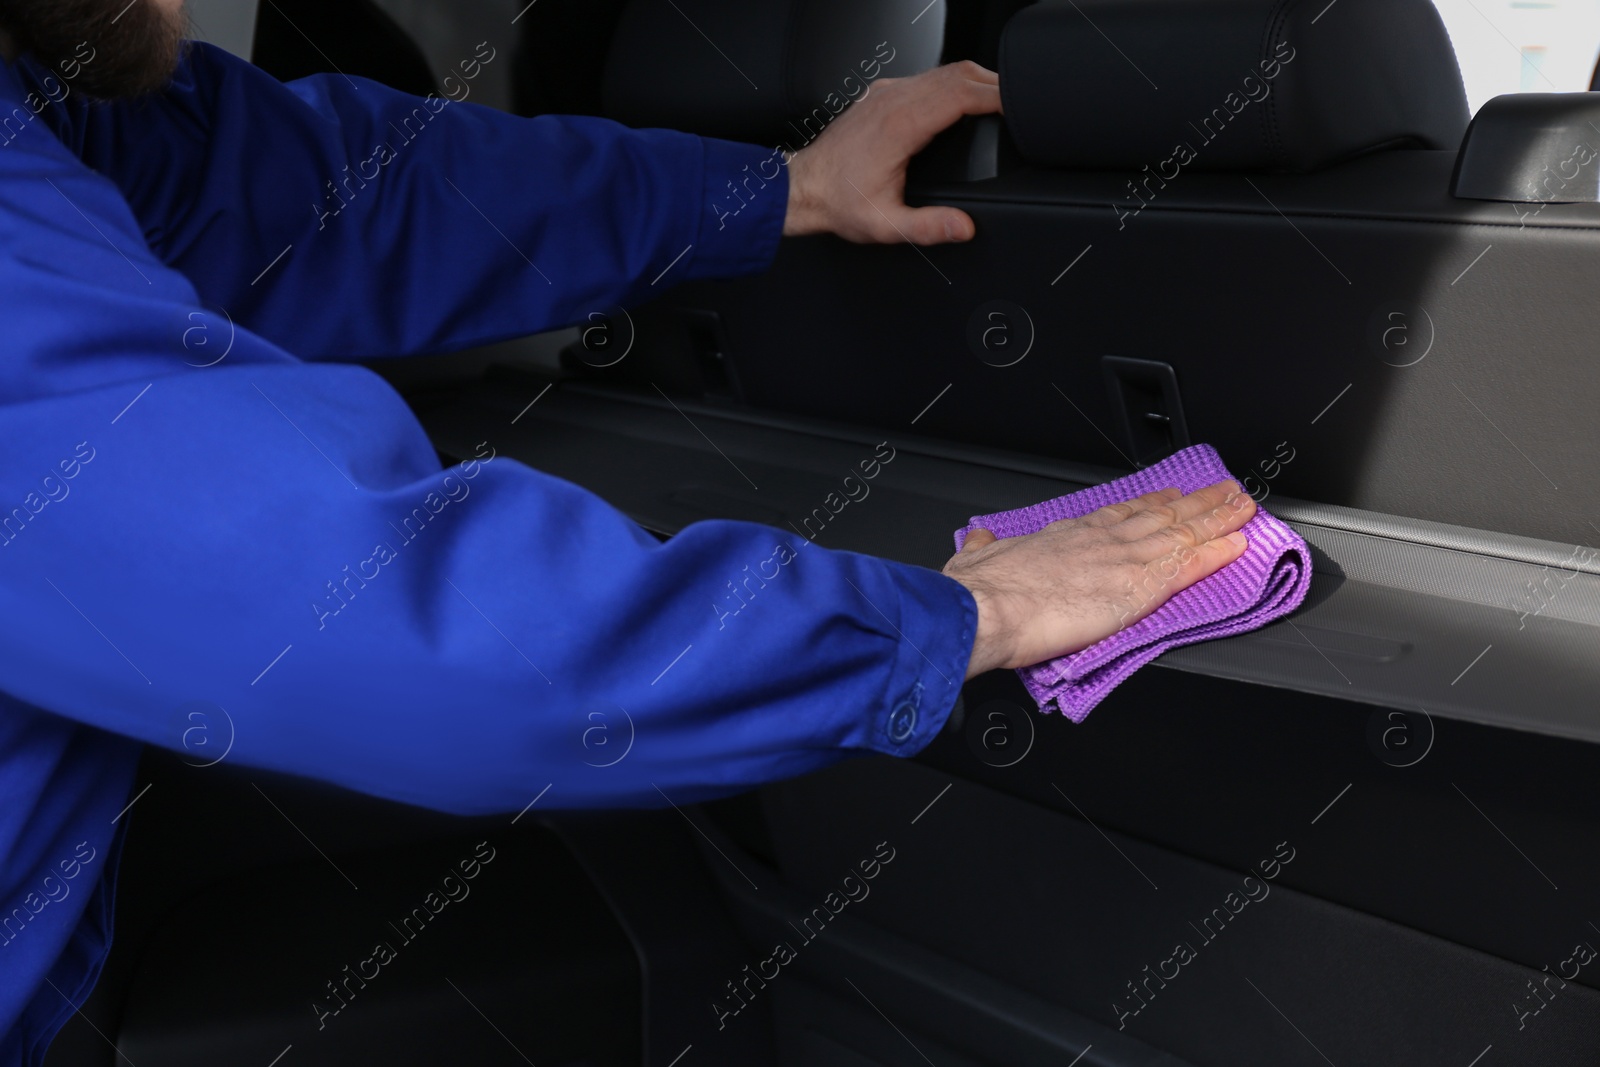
686, 136, 789, 282
861, 559, 979, 758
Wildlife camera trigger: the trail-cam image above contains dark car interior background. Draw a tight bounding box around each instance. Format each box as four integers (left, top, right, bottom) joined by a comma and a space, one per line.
44, 1, 1600, 1065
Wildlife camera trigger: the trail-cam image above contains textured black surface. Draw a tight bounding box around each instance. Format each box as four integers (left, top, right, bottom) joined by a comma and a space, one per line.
760, 750, 1600, 1066
656, 154, 1600, 548
46, 751, 644, 1067
999, 0, 1468, 171
601, 0, 945, 144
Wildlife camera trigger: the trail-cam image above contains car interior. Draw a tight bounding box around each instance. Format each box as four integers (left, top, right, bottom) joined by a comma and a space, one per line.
44, 0, 1600, 1064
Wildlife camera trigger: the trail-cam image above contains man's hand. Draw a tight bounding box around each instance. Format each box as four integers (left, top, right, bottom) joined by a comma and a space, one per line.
943, 481, 1258, 680
782, 60, 1002, 245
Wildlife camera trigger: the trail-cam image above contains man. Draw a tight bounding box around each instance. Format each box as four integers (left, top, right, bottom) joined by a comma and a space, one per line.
0, 0, 1255, 1059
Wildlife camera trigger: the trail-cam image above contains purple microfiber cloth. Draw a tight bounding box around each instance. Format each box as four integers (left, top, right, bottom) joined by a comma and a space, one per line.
952, 443, 1312, 722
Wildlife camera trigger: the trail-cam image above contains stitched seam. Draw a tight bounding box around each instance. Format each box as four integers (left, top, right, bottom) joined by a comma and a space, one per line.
1257, 0, 1279, 163
1261, 0, 1296, 170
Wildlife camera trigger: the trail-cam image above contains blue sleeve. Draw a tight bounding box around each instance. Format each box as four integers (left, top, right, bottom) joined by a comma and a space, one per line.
0, 55, 977, 815
32, 41, 788, 360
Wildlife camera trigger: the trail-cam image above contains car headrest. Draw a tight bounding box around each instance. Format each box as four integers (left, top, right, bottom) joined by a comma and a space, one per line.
601, 0, 945, 146
999, 0, 1470, 173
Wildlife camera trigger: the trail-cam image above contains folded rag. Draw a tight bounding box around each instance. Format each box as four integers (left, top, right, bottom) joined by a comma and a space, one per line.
952, 443, 1312, 721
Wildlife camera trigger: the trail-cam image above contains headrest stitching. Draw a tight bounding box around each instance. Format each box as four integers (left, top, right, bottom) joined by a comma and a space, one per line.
1261, 0, 1296, 171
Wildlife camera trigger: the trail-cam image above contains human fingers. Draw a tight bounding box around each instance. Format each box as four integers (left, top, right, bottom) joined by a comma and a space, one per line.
888, 202, 980, 244
875, 69, 1000, 244
1110, 479, 1243, 540
1129, 487, 1256, 559
1118, 529, 1251, 627
958, 527, 998, 553
1076, 486, 1184, 528
905, 62, 1003, 129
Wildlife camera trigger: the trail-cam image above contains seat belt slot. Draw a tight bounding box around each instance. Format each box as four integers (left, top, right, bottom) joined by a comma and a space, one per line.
1101, 355, 1192, 468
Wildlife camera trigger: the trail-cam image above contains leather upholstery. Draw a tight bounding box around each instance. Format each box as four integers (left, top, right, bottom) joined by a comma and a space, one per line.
601, 0, 945, 145
999, 0, 1470, 172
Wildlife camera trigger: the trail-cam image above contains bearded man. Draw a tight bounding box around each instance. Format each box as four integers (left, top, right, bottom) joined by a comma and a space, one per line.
0, 2, 1253, 1061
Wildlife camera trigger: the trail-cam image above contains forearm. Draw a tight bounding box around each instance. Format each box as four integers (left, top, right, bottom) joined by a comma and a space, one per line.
0, 360, 974, 812
47, 43, 788, 360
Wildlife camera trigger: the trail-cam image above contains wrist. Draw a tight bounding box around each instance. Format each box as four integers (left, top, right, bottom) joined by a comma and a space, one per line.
781, 149, 825, 237
957, 579, 1010, 679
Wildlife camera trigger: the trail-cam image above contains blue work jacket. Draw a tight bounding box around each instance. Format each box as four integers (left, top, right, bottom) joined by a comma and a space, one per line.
0, 41, 976, 1062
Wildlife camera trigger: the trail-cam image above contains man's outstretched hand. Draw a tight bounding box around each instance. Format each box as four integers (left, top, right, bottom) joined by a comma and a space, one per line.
782, 61, 1002, 245
943, 481, 1259, 680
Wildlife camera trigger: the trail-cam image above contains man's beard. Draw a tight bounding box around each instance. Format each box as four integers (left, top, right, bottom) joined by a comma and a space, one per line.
1, 0, 188, 100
